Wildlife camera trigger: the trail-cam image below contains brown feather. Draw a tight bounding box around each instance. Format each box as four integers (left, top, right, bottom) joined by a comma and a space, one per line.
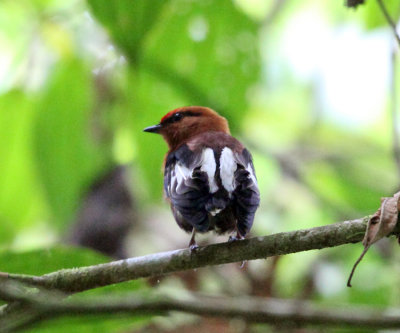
159, 106, 230, 152
186, 131, 244, 154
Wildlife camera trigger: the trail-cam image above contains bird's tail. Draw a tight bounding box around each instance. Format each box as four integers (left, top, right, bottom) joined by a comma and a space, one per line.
205, 196, 228, 217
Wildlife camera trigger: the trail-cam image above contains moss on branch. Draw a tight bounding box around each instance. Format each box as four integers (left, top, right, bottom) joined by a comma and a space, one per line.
3, 217, 369, 293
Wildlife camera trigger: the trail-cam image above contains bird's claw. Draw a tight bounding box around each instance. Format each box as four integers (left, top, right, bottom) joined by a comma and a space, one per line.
188, 229, 198, 252
228, 235, 238, 242
228, 234, 244, 242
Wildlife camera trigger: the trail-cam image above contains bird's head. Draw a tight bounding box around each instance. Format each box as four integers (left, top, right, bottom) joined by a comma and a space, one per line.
143, 106, 230, 150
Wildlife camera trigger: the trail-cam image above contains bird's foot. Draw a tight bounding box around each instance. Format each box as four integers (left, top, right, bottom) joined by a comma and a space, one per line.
189, 229, 198, 252
228, 232, 244, 242
240, 260, 247, 269
228, 235, 238, 242
189, 243, 199, 252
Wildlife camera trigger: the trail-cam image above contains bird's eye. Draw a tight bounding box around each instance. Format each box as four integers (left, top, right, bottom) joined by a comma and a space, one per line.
173, 113, 183, 122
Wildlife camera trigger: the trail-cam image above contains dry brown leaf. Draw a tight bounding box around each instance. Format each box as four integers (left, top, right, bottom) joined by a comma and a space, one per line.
347, 191, 400, 287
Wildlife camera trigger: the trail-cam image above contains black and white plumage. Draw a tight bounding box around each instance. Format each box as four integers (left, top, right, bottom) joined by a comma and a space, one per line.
144, 106, 260, 248
164, 132, 260, 241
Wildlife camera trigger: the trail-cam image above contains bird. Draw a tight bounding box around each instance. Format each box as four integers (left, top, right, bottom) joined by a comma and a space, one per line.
144, 106, 260, 250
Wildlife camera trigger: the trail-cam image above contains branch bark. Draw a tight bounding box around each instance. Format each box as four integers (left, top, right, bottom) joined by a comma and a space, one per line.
27, 296, 400, 329
2, 217, 369, 293
2, 280, 400, 331
376, 0, 400, 48
376, 0, 400, 47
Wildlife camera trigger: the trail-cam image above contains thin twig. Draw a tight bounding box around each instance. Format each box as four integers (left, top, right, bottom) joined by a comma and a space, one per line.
390, 50, 400, 184
262, 0, 287, 27
376, 0, 400, 48
347, 244, 370, 287
390, 46, 400, 182
376, 0, 400, 182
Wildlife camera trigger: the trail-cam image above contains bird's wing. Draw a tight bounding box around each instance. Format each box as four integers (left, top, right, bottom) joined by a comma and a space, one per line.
164, 144, 210, 232
232, 148, 260, 237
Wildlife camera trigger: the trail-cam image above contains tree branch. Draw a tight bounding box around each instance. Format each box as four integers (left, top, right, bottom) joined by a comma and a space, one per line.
1, 218, 369, 293
1, 280, 400, 331
376, 0, 400, 48
390, 47, 400, 183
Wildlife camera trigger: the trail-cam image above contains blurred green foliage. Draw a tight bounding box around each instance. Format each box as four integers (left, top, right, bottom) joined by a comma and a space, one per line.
88, 0, 171, 64
0, 91, 41, 242
361, 0, 400, 29
0, 247, 148, 332
0, 246, 109, 275
1, 0, 400, 331
35, 59, 109, 227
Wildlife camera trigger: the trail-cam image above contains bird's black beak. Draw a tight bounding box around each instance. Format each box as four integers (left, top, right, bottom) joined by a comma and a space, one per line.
143, 124, 162, 134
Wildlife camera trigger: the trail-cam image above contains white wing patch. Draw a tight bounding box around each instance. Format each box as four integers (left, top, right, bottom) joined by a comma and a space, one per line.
209, 208, 222, 216
169, 147, 253, 198
220, 147, 237, 193
246, 163, 258, 187
200, 148, 218, 193
172, 163, 192, 195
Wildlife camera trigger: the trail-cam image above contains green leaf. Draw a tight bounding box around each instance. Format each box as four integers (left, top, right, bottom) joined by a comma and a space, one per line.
0, 91, 45, 244
360, 0, 400, 30
142, 0, 261, 130
87, 0, 170, 64
34, 59, 108, 228
0, 246, 109, 275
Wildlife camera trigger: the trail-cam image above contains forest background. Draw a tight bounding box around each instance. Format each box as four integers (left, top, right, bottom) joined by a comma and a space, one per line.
1, 0, 400, 331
